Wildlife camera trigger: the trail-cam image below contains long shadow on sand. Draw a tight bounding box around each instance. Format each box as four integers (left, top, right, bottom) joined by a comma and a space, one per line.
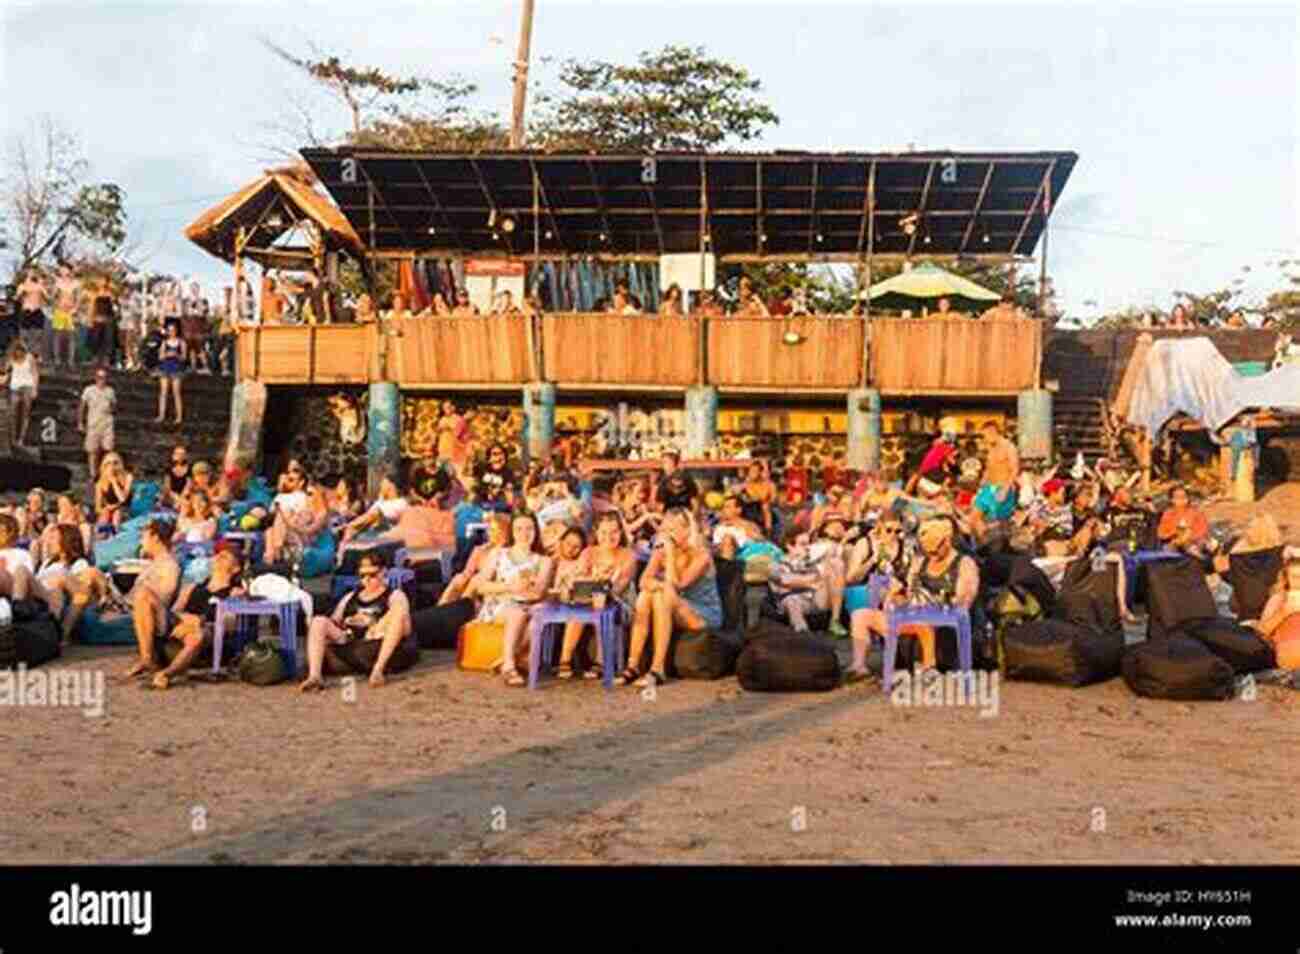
145, 678, 884, 864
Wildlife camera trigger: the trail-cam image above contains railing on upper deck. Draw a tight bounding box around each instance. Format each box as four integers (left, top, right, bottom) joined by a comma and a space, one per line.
235, 313, 1042, 394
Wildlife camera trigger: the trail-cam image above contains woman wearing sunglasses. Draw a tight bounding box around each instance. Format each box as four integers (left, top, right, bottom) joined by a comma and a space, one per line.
300, 550, 416, 691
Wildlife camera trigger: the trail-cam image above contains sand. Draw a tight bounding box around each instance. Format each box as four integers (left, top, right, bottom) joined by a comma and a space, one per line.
3, 641, 1297, 865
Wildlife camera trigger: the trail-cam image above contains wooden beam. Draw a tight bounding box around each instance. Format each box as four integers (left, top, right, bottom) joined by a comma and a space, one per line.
411, 160, 465, 251
584, 159, 617, 254
959, 162, 996, 254
807, 160, 820, 256
755, 158, 764, 255
336, 204, 1041, 218
1011, 159, 1058, 256
467, 156, 517, 257
905, 160, 938, 258
642, 164, 666, 257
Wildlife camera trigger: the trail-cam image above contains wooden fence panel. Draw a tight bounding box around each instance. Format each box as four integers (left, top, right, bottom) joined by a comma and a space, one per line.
869, 318, 1040, 392
707, 316, 863, 389
392, 316, 533, 385
543, 314, 699, 386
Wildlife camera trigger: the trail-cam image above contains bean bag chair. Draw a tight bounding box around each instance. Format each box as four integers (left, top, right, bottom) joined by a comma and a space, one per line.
301, 530, 337, 579
76, 608, 137, 646
1225, 547, 1283, 621
1122, 637, 1235, 701
327, 635, 418, 677
1003, 619, 1124, 687
670, 629, 741, 680
1273, 615, 1300, 670
714, 557, 746, 634
1054, 557, 1120, 634
412, 598, 476, 650
737, 631, 841, 692
128, 480, 162, 519
1177, 617, 1275, 674
92, 525, 144, 571
0, 601, 61, 669
1143, 558, 1218, 641
758, 591, 831, 634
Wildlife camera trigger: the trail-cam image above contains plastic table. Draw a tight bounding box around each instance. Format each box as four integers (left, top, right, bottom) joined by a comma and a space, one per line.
527, 601, 624, 690
219, 530, 265, 565
212, 597, 300, 676
882, 604, 973, 693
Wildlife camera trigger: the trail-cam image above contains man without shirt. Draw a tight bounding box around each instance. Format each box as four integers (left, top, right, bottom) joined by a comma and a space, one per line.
15, 270, 49, 361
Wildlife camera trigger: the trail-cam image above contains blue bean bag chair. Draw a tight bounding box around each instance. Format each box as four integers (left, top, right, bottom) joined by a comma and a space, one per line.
301, 530, 337, 579
737, 540, 784, 563
76, 608, 137, 645
92, 517, 150, 571
128, 480, 162, 519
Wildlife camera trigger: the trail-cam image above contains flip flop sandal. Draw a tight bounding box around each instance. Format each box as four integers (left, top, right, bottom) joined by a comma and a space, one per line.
636, 670, 667, 689
503, 669, 526, 687
843, 669, 872, 685
613, 667, 641, 687
556, 663, 575, 680
582, 666, 605, 680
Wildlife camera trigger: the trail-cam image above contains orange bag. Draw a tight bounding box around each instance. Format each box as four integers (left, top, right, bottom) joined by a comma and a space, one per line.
456, 621, 506, 672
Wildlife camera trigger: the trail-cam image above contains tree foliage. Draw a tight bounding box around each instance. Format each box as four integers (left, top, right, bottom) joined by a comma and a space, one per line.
531, 45, 779, 152
2, 117, 127, 280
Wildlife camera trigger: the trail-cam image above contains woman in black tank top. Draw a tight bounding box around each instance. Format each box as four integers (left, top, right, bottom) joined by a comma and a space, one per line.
152, 549, 244, 689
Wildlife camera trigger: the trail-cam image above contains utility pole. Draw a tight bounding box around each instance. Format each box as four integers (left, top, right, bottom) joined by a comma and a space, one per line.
509, 0, 536, 149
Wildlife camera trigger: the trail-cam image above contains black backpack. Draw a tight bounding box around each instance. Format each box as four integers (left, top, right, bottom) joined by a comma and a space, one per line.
237, 638, 288, 686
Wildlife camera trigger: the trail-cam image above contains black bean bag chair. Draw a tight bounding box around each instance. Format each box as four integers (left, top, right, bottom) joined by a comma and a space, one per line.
737, 631, 841, 692
1176, 617, 1275, 674
1054, 557, 1121, 634
1143, 558, 1218, 641
1121, 637, 1235, 701
0, 602, 61, 670
412, 598, 476, 650
714, 557, 746, 634
327, 636, 419, 676
671, 628, 741, 680
1003, 619, 1125, 687
758, 590, 832, 633
1225, 547, 1283, 621
1001, 555, 1058, 617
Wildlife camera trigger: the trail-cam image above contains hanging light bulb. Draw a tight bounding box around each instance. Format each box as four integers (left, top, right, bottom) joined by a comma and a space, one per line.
923, 234, 931, 245
599, 232, 608, 242
759, 233, 767, 243
492, 231, 500, 241
982, 233, 990, 244
545, 230, 553, 240
816, 232, 824, 243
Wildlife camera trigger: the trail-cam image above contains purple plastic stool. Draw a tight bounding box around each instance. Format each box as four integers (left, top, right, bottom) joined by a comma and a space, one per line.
527, 601, 625, 689
212, 597, 300, 676
882, 604, 973, 693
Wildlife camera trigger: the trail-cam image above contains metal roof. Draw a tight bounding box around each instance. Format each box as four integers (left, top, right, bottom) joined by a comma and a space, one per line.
300, 148, 1077, 261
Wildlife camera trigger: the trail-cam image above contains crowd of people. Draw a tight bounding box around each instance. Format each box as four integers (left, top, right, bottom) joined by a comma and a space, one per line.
5, 414, 1296, 698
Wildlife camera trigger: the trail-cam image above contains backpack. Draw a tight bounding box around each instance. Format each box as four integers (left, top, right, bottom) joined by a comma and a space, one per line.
237, 638, 288, 686
986, 587, 1044, 673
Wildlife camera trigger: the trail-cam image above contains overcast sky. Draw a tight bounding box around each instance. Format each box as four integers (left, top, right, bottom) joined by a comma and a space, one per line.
2, 0, 1296, 317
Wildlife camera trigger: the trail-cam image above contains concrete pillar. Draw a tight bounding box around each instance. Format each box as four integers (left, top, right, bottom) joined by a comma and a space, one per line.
684, 386, 718, 458
366, 382, 401, 498
523, 383, 556, 466
1017, 389, 1053, 464
222, 380, 267, 474
846, 388, 881, 473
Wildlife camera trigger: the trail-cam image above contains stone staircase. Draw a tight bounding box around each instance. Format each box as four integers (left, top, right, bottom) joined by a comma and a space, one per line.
24, 367, 235, 497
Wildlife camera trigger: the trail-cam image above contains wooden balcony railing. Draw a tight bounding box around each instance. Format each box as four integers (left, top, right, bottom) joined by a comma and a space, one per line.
234, 314, 1043, 394
708, 316, 863, 391
237, 324, 379, 384
868, 318, 1041, 394
391, 315, 535, 386
543, 314, 699, 387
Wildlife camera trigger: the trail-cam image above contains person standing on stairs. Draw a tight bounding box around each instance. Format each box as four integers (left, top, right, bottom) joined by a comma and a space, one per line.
155, 319, 187, 426
2, 339, 39, 451
79, 365, 117, 480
